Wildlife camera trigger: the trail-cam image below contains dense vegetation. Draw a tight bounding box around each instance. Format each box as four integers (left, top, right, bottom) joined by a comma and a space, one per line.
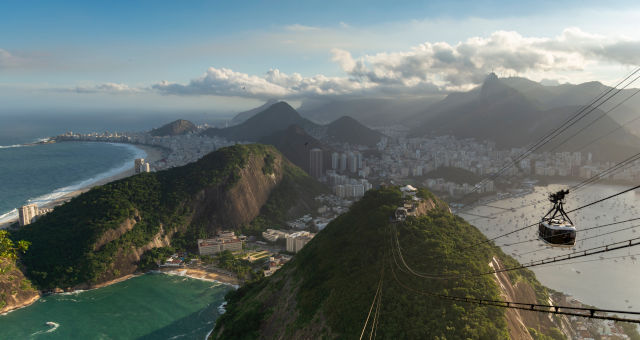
138, 247, 176, 271
0, 231, 36, 311
214, 187, 553, 339
528, 327, 566, 340
11, 144, 315, 290
0, 230, 29, 260
216, 250, 254, 280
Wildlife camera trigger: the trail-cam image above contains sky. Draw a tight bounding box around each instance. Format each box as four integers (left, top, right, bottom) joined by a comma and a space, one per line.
1, 0, 640, 115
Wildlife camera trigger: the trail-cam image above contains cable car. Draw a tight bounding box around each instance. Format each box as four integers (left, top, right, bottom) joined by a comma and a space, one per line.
538, 189, 576, 247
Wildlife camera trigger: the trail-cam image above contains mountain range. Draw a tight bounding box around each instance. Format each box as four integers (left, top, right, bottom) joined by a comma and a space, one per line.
297, 96, 441, 126
231, 74, 638, 161
202, 101, 385, 148
406, 73, 640, 160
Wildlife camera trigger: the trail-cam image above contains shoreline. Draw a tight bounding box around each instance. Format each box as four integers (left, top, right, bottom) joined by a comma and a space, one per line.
0, 294, 41, 316
1, 268, 237, 316
0, 143, 166, 228
157, 267, 240, 287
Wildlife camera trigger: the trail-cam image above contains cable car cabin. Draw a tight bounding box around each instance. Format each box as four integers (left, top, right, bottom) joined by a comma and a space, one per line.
538, 218, 576, 247
538, 189, 576, 247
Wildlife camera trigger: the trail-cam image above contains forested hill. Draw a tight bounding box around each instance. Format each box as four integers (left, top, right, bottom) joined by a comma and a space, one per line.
212, 187, 561, 339
150, 119, 197, 136
11, 144, 325, 291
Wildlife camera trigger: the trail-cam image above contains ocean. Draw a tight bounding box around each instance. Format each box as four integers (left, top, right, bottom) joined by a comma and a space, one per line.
466, 183, 640, 311
0, 273, 230, 339
0, 113, 230, 339
0, 112, 172, 225
0, 142, 145, 225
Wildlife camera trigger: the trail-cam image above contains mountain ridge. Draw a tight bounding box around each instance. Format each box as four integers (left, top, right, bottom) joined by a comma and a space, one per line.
407, 74, 640, 160
150, 119, 198, 136
229, 99, 280, 126
204, 102, 384, 147
11, 144, 324, 290
211, 187, 561, 339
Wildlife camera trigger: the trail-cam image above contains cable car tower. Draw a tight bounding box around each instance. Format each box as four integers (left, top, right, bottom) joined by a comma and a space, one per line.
538, 189, 576, 247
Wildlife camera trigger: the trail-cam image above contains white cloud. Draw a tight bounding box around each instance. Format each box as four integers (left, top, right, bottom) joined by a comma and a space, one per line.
332, 28, 640, 92
284, 24, 320, 32
152, 67, 369, 99
70, 82, 144, 94
145, 28, 640, 99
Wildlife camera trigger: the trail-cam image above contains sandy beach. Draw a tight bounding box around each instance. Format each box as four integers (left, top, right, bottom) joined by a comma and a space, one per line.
0, 143, 166, 228
159, 267, 240, 286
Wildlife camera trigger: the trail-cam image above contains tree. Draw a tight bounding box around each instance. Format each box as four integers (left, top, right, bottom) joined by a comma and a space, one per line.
0, 230, 30, 260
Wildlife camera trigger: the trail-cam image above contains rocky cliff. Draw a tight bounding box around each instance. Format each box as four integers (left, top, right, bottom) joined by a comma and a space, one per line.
0, 257, 39, 314
12, 144, 324, 291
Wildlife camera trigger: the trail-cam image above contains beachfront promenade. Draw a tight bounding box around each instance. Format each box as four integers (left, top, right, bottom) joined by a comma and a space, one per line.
54, 131, 239, 171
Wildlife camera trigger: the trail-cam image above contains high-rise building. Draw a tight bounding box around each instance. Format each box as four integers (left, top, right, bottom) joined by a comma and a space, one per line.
134, 158, 150, 174
309, 148, 323, 179
331, 152, 339, 170
18, 203, 38, 226
339, 153, 347, 171
348, 152, 358, 173
286, 231, 315, 253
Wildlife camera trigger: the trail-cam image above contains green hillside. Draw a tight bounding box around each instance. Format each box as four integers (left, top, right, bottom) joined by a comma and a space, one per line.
212, 187, 552, 339
150, 119, 197, 136
11, 144, 323, 290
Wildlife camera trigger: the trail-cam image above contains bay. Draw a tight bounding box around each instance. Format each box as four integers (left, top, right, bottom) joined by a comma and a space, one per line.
466, 183, 640, 311
0, 142, 145, 225
0, 273, 230, 340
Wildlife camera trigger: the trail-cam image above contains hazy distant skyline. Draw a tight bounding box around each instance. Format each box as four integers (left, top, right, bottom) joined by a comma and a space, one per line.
1, 0, 640, 113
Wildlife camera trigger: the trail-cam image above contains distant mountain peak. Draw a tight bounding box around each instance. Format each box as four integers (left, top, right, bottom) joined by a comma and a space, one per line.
150, 119, 197, 136
480, 72, 513, 99
252, 101, 301, 121
229, 99, 283, 126
325, 115, 384, 146
202, 101, 315, 142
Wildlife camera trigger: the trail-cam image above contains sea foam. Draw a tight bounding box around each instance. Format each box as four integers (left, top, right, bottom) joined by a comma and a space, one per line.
0, 143, 146, 226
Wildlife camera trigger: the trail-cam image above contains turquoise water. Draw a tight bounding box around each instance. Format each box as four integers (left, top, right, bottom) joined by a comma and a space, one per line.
0, 273, 230, 339
0, 142, 144, 224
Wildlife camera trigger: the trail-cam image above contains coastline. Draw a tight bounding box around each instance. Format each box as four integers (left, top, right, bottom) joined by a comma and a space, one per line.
0, 143, 166, 228
0, 293, 41, 316
2, 267, 238, 316
158, 267, 240, 287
